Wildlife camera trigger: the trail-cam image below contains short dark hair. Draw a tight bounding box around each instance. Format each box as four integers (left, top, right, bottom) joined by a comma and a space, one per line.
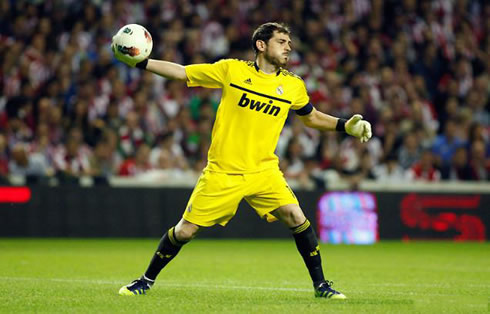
251, 22, 290, 54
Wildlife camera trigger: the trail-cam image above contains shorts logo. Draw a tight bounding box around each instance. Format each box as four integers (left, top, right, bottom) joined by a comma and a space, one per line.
187, 204, 192, 213
276, 85, 284, 95
244, 78, 252, 85
237, 93, 281, 116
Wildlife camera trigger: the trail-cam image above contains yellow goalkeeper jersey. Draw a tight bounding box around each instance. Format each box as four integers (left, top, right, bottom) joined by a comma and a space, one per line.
185, 59, 310, 173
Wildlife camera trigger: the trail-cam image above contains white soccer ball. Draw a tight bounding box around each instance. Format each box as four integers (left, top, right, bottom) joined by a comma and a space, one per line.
112, 24, 153, 67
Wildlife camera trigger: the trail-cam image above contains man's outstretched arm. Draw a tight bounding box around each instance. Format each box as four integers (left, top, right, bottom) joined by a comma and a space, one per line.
297, 107, 372, 143
114, 48, 228, 89
138, 59, 187, 81
111, 42, 187, 81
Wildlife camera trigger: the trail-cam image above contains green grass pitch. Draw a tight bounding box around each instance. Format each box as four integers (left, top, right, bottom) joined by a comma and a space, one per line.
0, 239, 488, 313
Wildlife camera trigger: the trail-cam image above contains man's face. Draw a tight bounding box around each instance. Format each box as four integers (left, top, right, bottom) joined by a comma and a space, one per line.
263, 31, 292, 67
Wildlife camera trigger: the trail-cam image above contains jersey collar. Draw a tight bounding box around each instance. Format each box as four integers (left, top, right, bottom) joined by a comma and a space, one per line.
254, 61, 281, 76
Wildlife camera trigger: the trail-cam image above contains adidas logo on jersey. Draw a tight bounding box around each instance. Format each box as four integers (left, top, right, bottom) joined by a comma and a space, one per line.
237, 93, 281, 116
244, 78, 252, 85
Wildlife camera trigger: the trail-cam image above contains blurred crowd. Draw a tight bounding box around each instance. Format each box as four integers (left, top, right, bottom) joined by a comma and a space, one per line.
0, 0, 489, 188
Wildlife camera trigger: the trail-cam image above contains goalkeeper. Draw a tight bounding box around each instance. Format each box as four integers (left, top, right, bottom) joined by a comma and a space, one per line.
115, 22, 372, 299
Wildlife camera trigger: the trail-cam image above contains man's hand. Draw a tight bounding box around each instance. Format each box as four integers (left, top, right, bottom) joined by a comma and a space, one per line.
111, 41, 147, 68
345, 114, 372, 143
111, 41, 132, 67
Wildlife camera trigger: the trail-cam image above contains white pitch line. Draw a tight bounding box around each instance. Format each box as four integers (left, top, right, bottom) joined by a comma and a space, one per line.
0, 277, 487, 298
0, 276, 311, 292
365, 282, 490, 288
0, 276, 122, 285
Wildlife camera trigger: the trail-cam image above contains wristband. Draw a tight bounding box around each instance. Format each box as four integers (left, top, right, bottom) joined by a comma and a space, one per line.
335, 118, 347, 132
136, 59, 148, 69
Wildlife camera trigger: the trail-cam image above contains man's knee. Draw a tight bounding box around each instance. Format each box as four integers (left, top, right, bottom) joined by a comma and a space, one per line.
287, 209, 307, 227
174, 219, 200, 242
273, 204, 306, 227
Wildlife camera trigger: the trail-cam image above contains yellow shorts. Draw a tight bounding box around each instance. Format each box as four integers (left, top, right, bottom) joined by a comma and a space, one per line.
182, 168, 298, 227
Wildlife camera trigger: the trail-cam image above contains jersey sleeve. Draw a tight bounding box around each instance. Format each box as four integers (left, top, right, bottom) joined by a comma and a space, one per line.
185, 59, 231, 88
291, 79, 310, 110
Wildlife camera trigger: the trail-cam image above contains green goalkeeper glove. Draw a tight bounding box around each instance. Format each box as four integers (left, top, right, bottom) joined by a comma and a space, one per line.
345, 114, 372, 143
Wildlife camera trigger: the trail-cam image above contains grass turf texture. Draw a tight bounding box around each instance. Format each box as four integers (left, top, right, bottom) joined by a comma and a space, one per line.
0, 239, 488, 313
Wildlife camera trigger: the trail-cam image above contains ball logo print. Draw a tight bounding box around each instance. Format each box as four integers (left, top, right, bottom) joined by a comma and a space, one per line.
116, 45, 140, 57
144, 30, 152, 43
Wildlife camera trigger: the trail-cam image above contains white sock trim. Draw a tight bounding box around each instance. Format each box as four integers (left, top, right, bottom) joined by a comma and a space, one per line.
142, 275, 155, 283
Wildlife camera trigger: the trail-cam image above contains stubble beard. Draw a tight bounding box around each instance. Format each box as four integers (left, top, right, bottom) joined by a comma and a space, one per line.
264, 49, 287, 68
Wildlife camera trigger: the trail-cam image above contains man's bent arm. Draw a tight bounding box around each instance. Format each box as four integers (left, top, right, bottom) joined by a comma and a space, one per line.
297, 108, 340, 132
144, 59, 187, 81
298, 107, 372, 142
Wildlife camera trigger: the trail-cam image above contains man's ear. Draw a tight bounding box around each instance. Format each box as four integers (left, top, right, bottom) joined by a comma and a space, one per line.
256, 40, 266, 52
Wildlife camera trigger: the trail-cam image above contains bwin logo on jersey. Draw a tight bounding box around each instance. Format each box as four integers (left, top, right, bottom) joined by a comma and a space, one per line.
237, 93, 281, 116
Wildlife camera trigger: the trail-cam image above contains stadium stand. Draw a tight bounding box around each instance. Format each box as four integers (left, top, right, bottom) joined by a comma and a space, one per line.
0, 0, 488, 188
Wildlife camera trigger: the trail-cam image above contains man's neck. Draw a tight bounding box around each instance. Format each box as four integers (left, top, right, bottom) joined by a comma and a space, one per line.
255, 55, 279, 74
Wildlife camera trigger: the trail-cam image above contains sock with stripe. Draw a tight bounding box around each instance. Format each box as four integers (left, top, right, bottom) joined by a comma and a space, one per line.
144, 227, 188, 281
291, 219, 325, 287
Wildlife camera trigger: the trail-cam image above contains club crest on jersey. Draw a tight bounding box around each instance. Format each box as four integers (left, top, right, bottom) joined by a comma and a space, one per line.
276, 85, 284, 95
237, 93, 281, 116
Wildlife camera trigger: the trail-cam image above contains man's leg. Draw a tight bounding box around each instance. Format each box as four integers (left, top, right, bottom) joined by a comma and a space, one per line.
144, 219, 200, 280
271, 204, 346, 299
119, 218, 200, 296
271, 204, 324, 286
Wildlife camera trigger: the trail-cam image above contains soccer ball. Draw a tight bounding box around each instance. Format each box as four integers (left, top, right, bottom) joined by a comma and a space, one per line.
112, 24, 153, 67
